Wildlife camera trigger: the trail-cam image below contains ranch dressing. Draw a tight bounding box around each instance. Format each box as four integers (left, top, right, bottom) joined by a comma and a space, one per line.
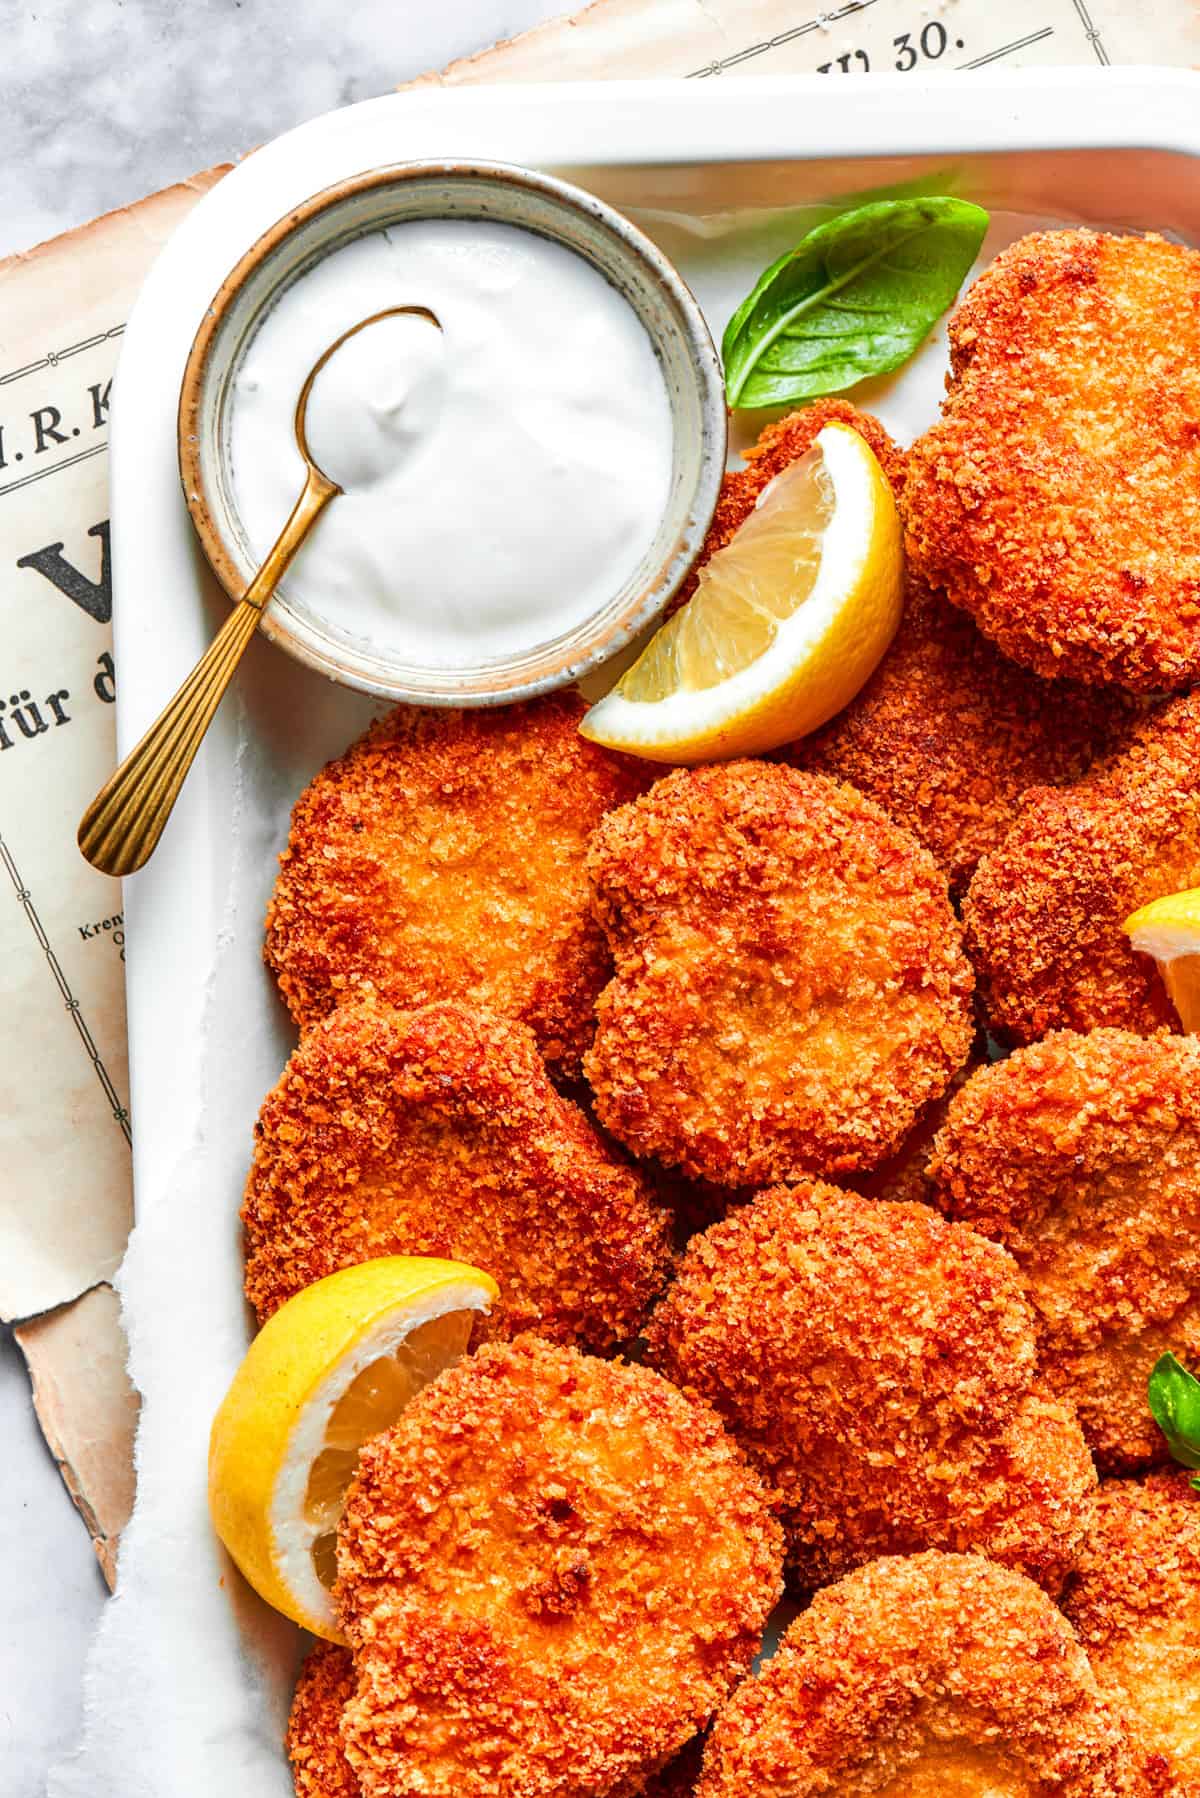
228, 219, 675, 665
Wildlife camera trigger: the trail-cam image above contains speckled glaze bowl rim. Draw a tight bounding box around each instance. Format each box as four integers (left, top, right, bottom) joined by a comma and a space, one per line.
177, 158, 728, 706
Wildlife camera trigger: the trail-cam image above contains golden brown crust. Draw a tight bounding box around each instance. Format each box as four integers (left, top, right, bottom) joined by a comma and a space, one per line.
644, 1182, 1095, 1593
264, 693, 651, 1079
335, 1335, 784, 1798
287, 1644, 359, 1798
843, 1039, 984, 1206
584, 762, 974, 1188
930, 1028, 1200, 1473
904, 229, 1200, 692
242, 999, 673, 1346
797, 577, 1138, 895
962, 689, 1200, 1043
698, 1552, 1162, 1797
1062, 1472, 1200, 1791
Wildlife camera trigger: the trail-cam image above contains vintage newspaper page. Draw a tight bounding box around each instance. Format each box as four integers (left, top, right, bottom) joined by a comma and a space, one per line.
0, 167, 225, 1327
423, 0, 1200, 84
7, 0, 1200, 1575
0, 172, 225, 1563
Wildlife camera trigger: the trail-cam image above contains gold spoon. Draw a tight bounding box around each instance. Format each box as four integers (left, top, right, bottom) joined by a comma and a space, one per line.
78, 304, 441, 878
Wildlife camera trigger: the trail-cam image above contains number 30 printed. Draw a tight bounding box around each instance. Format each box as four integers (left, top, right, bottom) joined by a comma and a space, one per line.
818, 23, 952, 74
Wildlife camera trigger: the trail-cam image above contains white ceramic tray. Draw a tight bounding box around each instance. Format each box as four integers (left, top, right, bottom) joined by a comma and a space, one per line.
72, 67, 1200, 1798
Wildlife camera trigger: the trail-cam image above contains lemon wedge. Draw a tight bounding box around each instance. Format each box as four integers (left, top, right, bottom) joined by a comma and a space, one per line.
1123, 890, 1200, 1032
581, 421, 902, 763
208, 1255, 496, 1641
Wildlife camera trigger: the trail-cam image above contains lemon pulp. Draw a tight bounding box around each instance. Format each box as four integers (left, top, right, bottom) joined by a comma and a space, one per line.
208, 1255, 496, 1640
1124, 890, 1200, 1032
625, 449, 835, 695
304, 1307, 474, 1589
580, 422, 902, 764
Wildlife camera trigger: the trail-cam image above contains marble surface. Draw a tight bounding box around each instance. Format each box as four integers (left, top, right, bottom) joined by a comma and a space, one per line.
0, 7, 564, 1792
0, 0, 566, 260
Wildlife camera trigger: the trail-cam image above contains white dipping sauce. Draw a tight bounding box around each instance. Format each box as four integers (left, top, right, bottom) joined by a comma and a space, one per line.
228, 219, 676, 665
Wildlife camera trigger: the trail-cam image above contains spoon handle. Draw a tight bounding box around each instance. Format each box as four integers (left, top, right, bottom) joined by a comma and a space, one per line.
77, 465, 338, 879
77, 597, 262, 878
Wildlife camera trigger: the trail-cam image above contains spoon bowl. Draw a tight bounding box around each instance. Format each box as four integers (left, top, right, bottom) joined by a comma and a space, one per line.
77, 305, 441, 879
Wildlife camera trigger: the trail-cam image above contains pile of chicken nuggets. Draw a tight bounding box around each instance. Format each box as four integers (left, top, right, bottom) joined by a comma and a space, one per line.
252, 230, 1200, 1796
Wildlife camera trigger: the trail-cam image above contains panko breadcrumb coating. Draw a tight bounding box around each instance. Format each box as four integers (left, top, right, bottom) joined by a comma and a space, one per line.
288, 1644, 359, 1798
1063, 1472, 1200, 1790
645, 1181, 1095, 1593
584, 762, 974, 1188
697, 1552, 1162, 1797
334, 1335, 783, 1798
964, 689, 1200, 1043
904, 229, 1200, 692
845, 1040, 984, 1207
264, 693, 650, 1079
797, 577, 1137, 895
242, 999, 673, 1346
285, 1645, 705, 1798
930, 1029, 1200, 1473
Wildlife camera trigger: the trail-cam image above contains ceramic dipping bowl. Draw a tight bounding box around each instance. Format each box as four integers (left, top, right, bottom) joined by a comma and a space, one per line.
177, 158, 727, 705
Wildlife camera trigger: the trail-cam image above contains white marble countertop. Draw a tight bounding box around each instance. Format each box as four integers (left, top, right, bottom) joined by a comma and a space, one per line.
0, 6, 563, 1792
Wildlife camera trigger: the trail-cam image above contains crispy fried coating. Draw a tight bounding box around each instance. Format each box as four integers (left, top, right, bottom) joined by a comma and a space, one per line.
285, 1642, 704, 1798
672, 400, 905, 617
963, 689, 1200, 1042
334, 1335, 784, 1798
288, 1644, 359, 1798
1063, 1472, 1200, 1791
929, 1029, 1200, 1473
645, 1182, 1095, 1593
904, 229, 1200, 692
264, 693, 650, 1078
797, 577, 1137, 895
584, 762, 974, 1187
697, 1552, 1160, 1797
242, 999, 672, 1346
845, 1041, 984, 1207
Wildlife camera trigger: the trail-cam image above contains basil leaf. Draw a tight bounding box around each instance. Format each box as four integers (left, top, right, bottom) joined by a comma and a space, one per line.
722, 197, 990, 410
1148, 1352, 1200, 1473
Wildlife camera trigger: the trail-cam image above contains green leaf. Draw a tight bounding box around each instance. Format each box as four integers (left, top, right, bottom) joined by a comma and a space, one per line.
722, 197, 990, 410
1148, 1352, 1200, 1471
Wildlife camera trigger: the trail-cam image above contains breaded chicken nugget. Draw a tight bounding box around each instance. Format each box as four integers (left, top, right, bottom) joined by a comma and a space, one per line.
285, 1644, 705, 1798
930, 1029, 1200, 1473
797, 577, 1137, 895
264, 693, 649, 1079
964, 690, 1200, 1042
335, 1335, 784, 1798
904, 229, 1200, 692
701, 405, 1125, 895
584, 762, 974, 1187
698, 1552, 1160, 1797
645, 1182, 1095, 1593
242, 999, 672, 1347
1063, 1471, 1200, 1791
288, 1643, 359, 1798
